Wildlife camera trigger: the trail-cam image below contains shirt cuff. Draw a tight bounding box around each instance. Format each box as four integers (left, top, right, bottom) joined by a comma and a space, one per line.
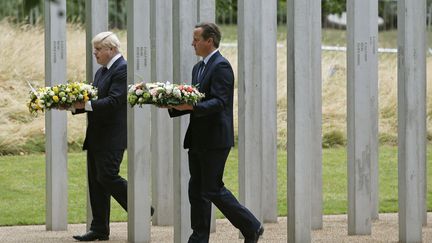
85, 101, 93, 111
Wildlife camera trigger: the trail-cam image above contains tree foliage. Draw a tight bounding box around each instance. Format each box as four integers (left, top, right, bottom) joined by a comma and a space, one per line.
4, 0, 432, 29
322, 0, 346, 17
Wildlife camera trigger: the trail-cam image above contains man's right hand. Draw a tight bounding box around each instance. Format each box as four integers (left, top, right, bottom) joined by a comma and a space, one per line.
74, 101, 86, 110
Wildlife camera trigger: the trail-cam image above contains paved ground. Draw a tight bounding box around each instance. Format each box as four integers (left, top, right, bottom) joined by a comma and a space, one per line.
1, 213, 432, 242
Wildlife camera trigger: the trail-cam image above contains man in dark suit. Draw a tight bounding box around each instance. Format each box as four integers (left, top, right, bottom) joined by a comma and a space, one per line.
168, 22, 264, 243
72, 31, 152, 241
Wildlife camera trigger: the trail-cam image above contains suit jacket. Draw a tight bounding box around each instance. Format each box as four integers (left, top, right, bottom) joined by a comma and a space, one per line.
75, 56, 128, 151
169, 51, 234, 149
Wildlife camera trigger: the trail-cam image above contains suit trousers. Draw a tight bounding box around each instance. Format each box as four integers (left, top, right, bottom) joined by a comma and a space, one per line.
188, 148, 260, 243
87, 149, 127, 235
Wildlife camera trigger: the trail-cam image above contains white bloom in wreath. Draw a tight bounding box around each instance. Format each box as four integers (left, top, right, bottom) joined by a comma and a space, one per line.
135, 89, 144, 96
165, 84, 173, 94
173, 88, 181, 98
128, 85, 136, 94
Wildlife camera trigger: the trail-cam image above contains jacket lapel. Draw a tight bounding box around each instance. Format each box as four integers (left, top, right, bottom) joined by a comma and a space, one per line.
196, 51, 220, 88
94, 56, 124, 87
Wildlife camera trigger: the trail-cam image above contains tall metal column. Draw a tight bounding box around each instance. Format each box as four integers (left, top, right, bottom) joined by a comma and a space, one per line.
85, 0, 108, 230
286, 0, 314, 241
369, 0, 379, 221
150, 0, 174, 226
172, 0, 197, 242
44, 0, 67, 231
198, 0, 215, 21
238, 0, 278, 226
347, 0, 375, 235
311, 0, 323, 230
397, 0, 427, 241
127, 0, 152, 242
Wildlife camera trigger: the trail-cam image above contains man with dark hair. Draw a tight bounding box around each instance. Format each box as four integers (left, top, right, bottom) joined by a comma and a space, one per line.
167, 22, 264, 243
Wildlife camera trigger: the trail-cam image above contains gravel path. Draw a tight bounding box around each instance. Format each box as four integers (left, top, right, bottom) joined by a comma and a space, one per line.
1, 213, 432, 242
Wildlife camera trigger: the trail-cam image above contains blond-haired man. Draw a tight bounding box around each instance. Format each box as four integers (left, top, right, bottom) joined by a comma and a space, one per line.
72, 31, 147, 241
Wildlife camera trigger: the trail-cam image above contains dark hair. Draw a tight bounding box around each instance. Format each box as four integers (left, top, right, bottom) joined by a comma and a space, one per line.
195, 22, 221, 48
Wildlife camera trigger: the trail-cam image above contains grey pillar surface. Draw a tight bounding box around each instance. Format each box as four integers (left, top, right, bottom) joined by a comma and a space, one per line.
198, 0, 215, 21
286, 0, 314, 241
127, 0, 152, 242
347, 0, 373, 235
397, 0, 427, 241
238, 0, 278, 225
85, 0, 108, 231
44, 0, 67, 231
197, 0, 217, 233
172, 0, 197, 242
311, 0, 323, 230
150, 0, 174, 226
369, 1, 379, 221
259, 0, 278, 224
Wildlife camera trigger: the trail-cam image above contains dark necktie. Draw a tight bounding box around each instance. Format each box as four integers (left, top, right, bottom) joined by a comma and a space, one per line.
101, 66, 108, 75
197, 61, 205, 81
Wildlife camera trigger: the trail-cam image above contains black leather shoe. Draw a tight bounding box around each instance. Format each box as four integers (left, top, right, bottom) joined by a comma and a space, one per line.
73, 231, 109, 241
151, 206, 155, 216
244, 224, 264, 243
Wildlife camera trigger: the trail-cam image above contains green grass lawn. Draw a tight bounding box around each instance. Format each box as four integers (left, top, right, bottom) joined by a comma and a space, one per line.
1, 146, 432, 226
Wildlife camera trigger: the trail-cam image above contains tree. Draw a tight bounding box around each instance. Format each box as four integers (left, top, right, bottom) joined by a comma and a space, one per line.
322, 0, 345, 17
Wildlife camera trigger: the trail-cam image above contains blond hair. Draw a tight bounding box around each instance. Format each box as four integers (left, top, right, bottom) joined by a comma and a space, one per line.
92, 31, 121, 51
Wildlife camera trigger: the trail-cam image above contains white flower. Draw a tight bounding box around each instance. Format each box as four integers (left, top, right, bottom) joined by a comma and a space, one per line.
128, 85, 136, 94
135, 89, 144, 96
82, 84, 93, 91
173, 88, 181, 98
165, 84, 173, 94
